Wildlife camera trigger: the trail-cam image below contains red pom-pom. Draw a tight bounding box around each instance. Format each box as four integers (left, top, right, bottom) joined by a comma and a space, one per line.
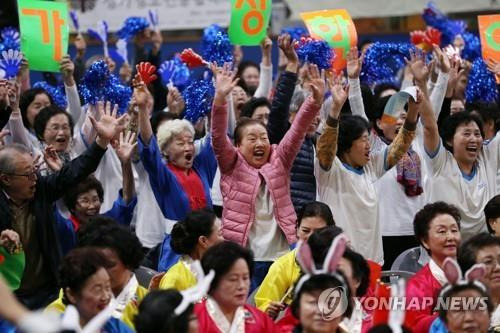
425, 27, 442, 46
410, 27, 442, 52
180, 48, 206, 68
137, 62, 158, 84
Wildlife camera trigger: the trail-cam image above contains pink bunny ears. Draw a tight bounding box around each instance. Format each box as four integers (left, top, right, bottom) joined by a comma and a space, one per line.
439, 257, 487, 297
294, 233, 349, 294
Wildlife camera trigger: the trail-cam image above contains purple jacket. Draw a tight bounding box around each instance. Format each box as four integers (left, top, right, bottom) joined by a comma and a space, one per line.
211, 97, 321, 246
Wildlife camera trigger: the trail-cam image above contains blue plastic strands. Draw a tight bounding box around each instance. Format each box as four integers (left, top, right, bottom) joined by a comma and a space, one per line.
33, 81, 67, 109
0, 27, 20, 51
295, 37, 334, 70
104, 76, 132, 115
461, 32, 481, 63
117, 17, 150, 41
201, 24, 233, 66
422, 2, 466, 46
182, 79, 215, 124
281, 27, 309, 42
79, 60, 110, 105
79, 60, 131, 114
465, 58, 498, 104
360, 42, 415, 85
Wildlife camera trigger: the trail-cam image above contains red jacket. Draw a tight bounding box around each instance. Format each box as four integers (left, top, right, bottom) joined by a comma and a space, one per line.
194, 300, 279, 332
404, 264, 441, 332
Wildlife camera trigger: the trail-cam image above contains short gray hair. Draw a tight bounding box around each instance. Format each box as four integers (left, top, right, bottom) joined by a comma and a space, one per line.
0, 143, 31, 174
157, 119, 195, 152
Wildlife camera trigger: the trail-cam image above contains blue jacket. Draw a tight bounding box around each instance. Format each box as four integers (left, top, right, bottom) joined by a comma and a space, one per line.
0, 316, 132, 333
138, 134, 216, 220
267, 70, 316, 213
138, 134, 217, 272
54, 190, 137, 255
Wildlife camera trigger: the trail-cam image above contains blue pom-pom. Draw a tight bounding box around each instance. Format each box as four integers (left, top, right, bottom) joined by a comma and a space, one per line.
79, 60, 132, 114
117, 17, 150, 41
461, 32, 481, 63
201, 24, 233, 66
360, 42, 414, 85
79, 60, 110, 105
465, 58, 498, 104
281, 27, 309, 42
422, 2, 466, 46
104, 76, 132, 114
33, 81, 67, 109
295, 37, 334, 70
182, 79, 215, 124
0, 27, 20, 51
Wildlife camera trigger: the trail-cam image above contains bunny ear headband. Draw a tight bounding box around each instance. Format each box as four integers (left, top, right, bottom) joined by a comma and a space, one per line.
174, 260, 215, 315
294, 233, 349, 296
439, 257, 487, 298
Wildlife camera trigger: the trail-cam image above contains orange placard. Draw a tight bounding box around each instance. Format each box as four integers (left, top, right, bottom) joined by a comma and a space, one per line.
478, 15, 500, 83
300, 9, 357, 73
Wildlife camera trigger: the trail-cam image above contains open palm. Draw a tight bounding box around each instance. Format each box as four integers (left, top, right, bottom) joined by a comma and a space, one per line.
114, 131, 137, 164
90, 101, 126, 142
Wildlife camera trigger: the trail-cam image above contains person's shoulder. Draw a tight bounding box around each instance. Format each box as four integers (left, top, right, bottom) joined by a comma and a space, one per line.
105, 317, 134, 333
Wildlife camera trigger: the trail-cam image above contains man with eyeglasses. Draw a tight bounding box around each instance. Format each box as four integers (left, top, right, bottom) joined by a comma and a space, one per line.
0, 106, 126, 310
458, 232, 500, 329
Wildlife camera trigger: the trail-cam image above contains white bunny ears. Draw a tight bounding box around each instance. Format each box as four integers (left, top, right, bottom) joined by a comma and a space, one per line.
294, 233, 349, 295
174, 260, 215, 316
439, 257, 487, 297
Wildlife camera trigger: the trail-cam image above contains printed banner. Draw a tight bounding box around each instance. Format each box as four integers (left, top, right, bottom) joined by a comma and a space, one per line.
301, 9, 357, 72
478, 15, 500, 83
18, 0, 69, 72
228, 0, 272, 45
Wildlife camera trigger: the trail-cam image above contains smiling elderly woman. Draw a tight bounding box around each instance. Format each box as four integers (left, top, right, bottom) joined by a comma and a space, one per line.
59, 247, 133, 332
135, 80, 217, 270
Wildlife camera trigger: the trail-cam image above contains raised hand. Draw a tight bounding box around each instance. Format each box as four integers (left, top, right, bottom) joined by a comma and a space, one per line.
446, 57, 465, 98
278, 34, 299, 71
407, 87, 423, 122
89, 101, 127, 147
132, 74, 153, 111
327, 72, 348, 118
43, 144, 63, 172
166, 86, 185, 115
212, 62, 239, 104
346, 46, 364, 79
487, 58, 500, 76
405, 49, 430, 86
6, 80, 20, 110
433, 45, 450, 74
113, 130, 137, 164
307, 64, 326, 106
260, 36, 272, 65
59, 55, 75, 85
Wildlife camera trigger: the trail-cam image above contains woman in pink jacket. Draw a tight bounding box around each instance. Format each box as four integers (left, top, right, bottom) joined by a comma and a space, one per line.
210, 62, 325, 291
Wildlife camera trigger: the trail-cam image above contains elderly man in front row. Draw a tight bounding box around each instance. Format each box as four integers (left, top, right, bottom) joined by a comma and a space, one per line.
0, 107, 126, 310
